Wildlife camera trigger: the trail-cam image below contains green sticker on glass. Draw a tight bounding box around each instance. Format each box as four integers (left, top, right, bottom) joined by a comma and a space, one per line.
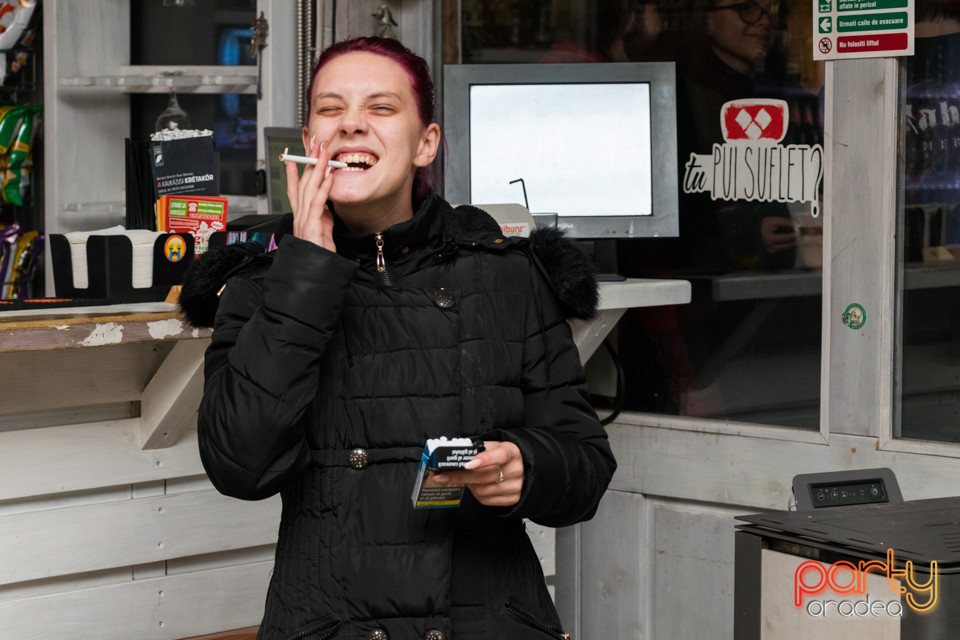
842, 303, 866, 330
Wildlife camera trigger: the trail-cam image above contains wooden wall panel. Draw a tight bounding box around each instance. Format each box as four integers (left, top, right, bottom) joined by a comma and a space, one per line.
0, 562, 271, 640
0, 490, 280, 586
578, 490, 646, 640
606, 423, 960, 508
0, 342, 170, 416
649, 501, 740, 640
0, 421, 204, 501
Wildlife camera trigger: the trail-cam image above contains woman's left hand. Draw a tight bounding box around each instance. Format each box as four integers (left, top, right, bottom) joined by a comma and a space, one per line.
433, 440, 524, 507
285, 137, 337, 251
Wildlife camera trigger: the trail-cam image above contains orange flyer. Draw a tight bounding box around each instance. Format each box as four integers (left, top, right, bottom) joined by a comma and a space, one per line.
156, 195, 228, 255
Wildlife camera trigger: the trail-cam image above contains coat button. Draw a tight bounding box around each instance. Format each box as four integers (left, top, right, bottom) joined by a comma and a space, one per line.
425, 630, 444, 640
349, 448, 369, 470
370, 630, 388, 640
434, 291, 456, 309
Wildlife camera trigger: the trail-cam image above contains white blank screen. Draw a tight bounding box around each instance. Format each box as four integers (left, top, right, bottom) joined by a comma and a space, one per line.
469, 83, 652, 217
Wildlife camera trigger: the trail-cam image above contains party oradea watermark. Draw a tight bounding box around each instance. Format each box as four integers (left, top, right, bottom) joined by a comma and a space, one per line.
794, 549, 938, 618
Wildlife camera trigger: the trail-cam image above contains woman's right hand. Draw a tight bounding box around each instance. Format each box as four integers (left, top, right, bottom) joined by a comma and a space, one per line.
285, 136, 337, 252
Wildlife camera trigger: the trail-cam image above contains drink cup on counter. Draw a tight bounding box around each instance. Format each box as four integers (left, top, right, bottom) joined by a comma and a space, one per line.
796, 214, 823, 270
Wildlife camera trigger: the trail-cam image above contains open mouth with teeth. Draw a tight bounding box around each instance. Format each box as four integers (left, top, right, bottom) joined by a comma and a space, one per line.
334, 152, 378, 172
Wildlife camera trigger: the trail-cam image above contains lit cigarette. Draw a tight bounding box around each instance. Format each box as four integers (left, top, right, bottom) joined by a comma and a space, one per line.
279, 153, 348, 168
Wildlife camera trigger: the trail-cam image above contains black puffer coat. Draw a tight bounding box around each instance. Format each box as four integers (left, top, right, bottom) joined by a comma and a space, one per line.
182, 193, 617, 640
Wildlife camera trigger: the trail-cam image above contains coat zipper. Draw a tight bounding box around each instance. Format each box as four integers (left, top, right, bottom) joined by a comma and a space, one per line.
281, 616, 340, 640
374, 232, 392, 286
504, 601, 571, 639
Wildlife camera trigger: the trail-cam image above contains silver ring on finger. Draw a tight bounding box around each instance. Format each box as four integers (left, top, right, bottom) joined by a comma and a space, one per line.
496, 466, 504, 484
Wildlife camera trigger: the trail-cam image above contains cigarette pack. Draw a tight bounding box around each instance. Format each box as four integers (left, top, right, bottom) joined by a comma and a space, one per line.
411, 437, 484, 509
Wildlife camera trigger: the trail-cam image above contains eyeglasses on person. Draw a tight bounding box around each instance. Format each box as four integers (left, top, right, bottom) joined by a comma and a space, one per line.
708, 2, 773, 24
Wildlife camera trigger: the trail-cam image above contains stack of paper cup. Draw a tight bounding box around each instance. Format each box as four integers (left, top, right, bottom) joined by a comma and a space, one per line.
62, 226, 163, 289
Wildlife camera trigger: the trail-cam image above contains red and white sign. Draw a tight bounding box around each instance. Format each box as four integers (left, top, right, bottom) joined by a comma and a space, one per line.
721, 100, 788, 144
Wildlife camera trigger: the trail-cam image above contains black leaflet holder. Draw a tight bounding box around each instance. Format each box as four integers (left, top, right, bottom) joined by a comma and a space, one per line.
49, 233, 194, 303
124, 135, 221, 231
125, 138, 154, 231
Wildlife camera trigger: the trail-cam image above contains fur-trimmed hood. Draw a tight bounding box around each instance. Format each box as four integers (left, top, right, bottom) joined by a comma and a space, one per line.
178, 201, 598, 328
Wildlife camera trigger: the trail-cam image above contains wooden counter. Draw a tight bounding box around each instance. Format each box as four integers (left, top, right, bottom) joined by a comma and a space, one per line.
0, 302, 211, 450
0, 302, 209, 352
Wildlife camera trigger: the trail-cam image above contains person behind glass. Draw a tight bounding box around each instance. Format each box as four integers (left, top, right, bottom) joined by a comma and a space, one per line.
608, 1, 676, 63
616, 0, 805, 417
178, 36, 616, 640
677, 0, 798, 271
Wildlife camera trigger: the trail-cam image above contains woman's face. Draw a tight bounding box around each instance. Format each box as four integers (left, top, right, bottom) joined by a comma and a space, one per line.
707, 1, 775, 76
303, 51, 440, 221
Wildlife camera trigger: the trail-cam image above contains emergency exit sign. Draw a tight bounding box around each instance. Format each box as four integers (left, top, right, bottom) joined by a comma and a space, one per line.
814, 0, 914, 60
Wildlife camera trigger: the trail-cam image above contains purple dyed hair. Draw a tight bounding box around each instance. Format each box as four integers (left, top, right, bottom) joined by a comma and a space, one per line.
306, 37, 441, 206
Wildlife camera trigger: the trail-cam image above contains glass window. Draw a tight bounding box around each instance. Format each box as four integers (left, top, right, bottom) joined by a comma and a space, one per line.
451, 1, 825, 429
897, 1, 960, 443
130, 0, 259, 196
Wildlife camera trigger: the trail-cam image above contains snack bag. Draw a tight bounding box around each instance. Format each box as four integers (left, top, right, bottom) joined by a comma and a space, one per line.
15, 228, 41, 298
5, 227, 35, 299
0, 1, 37, 52
0, 221, 18, 296
2, 104, 39, 204
0, 103, 28, 155
0, 1, 37, 86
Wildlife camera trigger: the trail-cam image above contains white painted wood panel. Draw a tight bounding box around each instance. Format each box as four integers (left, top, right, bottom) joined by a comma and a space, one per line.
0, 490, 280, 585
0, 343, 169, 417
133, 482, 172, 583
43, 0, 131, 300
0, 561, 272, 640
0, 421, 203, 502
606, 424, 960, 509
166, 545, 276, 576
578, 490, 646, 640
650, 500, 740, 640
823, 58, 899, 439
0, 567, 132, 605
0, 486, 131, 518
140, 339, 209, 449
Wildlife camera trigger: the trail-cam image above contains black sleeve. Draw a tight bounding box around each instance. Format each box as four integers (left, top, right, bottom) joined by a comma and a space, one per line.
492, 265, 617, 527
197, 235, 359, 500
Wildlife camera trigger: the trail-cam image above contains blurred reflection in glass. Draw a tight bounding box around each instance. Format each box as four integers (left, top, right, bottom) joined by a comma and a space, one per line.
899, 0, 960, 442
454, 0, 825, 428
616, 0, 824, 425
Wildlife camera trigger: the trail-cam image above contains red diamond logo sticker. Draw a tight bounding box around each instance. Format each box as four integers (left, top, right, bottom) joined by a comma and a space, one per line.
720, 99, 788, 143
